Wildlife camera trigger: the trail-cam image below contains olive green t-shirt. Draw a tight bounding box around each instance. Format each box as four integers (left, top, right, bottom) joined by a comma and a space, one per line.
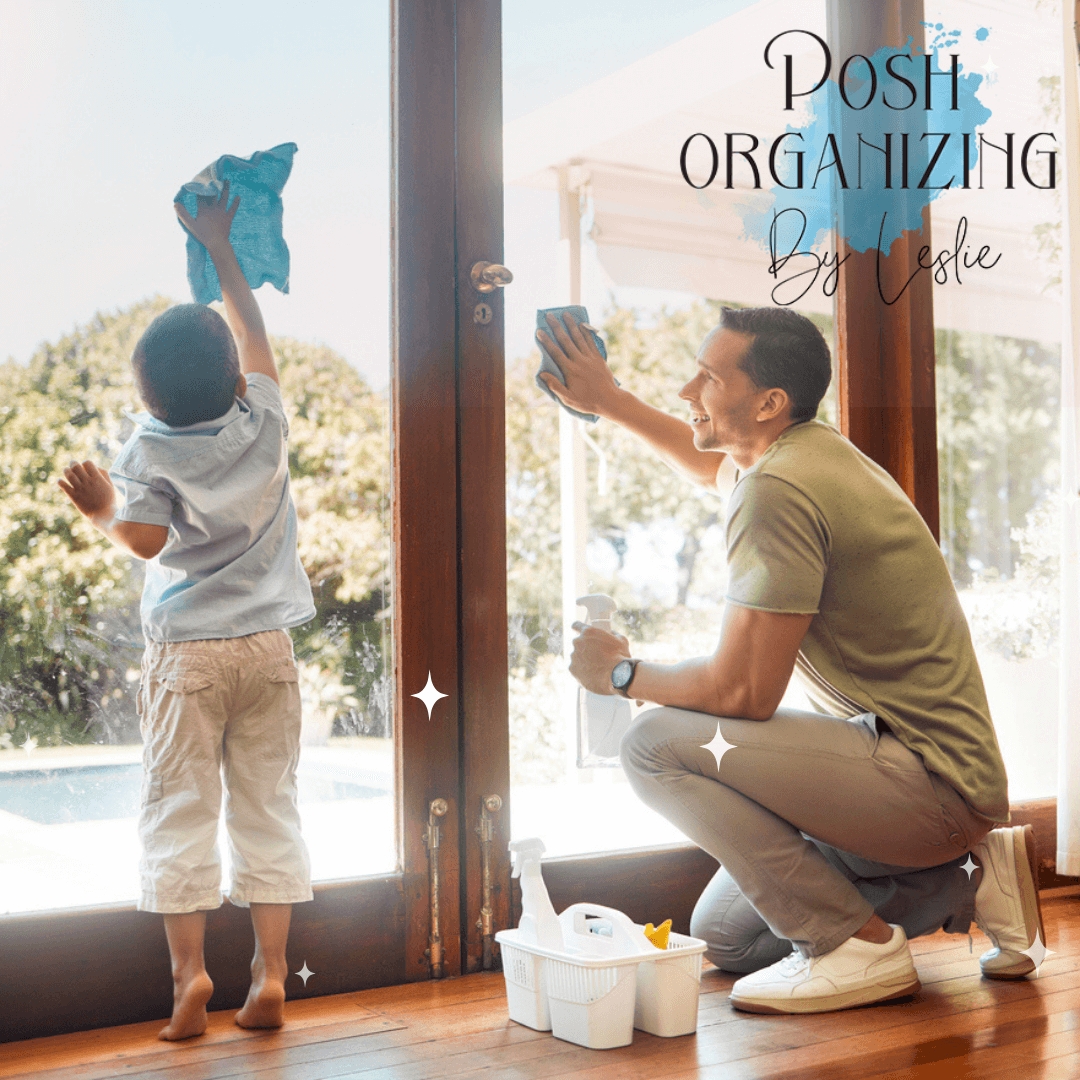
725, 420, 1008, 823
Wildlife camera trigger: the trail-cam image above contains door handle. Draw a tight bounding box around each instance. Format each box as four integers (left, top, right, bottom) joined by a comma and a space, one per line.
470, 261, 514, 293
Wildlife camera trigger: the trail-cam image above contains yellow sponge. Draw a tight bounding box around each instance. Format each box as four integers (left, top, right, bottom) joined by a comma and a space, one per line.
643, 919, 672, 950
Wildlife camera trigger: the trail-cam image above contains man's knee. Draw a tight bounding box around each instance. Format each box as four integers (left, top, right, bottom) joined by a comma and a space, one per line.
689, 871, 793, 974
619, 706, 678, 781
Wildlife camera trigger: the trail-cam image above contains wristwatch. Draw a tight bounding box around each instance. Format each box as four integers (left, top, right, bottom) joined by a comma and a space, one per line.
611, 658, 641, 698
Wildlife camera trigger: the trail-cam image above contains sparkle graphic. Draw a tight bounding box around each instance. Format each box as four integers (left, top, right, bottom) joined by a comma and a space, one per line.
982, 55, 998, 76
296, 961, 314, 986
412, 673, 448, 721
1022, 934, 1053, 977
701, 722, 739, 772
21, 736, 37, 755
960, 855, 978, 878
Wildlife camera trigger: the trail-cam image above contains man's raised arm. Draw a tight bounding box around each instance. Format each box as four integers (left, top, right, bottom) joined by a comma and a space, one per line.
537, 312, 727, 492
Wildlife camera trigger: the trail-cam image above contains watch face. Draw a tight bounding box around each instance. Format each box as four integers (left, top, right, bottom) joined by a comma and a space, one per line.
612, 659, 634, 689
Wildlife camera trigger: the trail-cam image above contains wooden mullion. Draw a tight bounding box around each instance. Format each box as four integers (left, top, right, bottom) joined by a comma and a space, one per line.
453, 0, 512, 976
391, 0, 464, 982
828, 0, 940, 539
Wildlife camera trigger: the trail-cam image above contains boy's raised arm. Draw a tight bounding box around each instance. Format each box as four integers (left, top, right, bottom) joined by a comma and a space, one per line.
174, 180, 279, 385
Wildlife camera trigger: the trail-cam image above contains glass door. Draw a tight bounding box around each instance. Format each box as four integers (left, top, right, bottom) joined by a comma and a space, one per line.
0, 0, 488, 1038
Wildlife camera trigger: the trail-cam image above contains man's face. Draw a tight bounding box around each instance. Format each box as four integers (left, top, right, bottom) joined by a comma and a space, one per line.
679, 328, 766, 453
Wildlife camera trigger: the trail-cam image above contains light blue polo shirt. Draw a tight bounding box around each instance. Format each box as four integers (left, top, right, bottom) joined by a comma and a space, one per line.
110, 373, 315, 643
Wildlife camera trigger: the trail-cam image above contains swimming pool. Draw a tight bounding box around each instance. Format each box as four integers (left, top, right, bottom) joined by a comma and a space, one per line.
0, 761, 388, 825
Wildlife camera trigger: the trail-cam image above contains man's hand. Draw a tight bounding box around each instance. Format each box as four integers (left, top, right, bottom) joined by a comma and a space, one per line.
569, 620, 633, 696
58, 460, 116, 524
537, 312, 621, 420
58, 461, 168, 561
538, 312, 726, 491
173, 179, 239, 258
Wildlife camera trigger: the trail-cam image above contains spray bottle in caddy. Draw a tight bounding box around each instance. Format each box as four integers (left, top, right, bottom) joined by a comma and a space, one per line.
509, 837, 564, 951
576, 594, 634, 766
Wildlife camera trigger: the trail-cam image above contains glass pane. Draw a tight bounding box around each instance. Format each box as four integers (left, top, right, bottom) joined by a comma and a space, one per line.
927, 3, 1062, 800
503, 0, 830, 856
0, 0, 393, 915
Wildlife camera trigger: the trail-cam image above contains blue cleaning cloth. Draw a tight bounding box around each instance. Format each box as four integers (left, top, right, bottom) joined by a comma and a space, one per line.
535, 306, 611, 424
175, 142, 297, 305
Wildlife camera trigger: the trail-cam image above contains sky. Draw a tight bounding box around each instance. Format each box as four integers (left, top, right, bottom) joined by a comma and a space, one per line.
0, 0, 755, 390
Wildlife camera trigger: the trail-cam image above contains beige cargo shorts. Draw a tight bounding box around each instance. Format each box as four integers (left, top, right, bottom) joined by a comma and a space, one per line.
136, 629, 313, 913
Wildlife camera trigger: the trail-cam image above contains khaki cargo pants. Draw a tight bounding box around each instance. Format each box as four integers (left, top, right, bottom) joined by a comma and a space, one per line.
136, 629, 313, 913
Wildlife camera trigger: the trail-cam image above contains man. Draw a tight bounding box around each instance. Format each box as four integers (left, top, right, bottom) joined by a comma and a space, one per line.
536, 306, 1045, 1015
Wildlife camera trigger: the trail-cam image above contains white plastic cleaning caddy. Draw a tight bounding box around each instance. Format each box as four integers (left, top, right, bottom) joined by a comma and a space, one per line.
496, 839, 707, 1050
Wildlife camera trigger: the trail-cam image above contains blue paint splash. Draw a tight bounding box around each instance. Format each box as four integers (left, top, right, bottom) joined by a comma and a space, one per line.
736, 28, 992, 256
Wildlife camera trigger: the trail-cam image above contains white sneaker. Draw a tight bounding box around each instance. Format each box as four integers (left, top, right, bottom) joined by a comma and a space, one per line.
972, 824, 1046, 979
728, 925, 920, 1014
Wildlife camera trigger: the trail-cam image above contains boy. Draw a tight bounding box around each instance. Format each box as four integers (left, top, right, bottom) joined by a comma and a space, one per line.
58, 181, 316, 1041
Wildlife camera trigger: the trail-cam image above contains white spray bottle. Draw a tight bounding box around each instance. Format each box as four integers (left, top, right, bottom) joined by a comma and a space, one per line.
576, 594, 633, 766
509, 837, 564, 951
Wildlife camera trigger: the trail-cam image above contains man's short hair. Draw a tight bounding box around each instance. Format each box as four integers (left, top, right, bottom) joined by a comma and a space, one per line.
720, 306, 832, 423
133, 305, 240, 427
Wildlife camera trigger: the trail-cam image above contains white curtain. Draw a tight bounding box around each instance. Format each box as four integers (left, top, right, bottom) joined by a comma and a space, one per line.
1057, 0, 1080, 877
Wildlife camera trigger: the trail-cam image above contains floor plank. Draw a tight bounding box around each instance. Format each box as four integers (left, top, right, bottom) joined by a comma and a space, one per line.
2, 895, 1076, 1080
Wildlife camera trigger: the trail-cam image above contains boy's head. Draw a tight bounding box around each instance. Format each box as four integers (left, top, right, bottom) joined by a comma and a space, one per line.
133, 304, 241, 427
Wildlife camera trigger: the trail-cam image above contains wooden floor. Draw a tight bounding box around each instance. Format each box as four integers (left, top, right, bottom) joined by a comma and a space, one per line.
2, 894, 1077, 1080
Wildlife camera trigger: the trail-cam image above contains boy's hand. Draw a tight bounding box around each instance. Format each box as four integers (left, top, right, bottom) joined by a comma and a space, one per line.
174, 177, 279, 385
174, 179, 239, 255
58, 461, 168, 560
58, 460, 116, 523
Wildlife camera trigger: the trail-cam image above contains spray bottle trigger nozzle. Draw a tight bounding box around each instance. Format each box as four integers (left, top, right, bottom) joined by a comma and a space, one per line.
577, 594, 617, 625
508, 837, 546, 878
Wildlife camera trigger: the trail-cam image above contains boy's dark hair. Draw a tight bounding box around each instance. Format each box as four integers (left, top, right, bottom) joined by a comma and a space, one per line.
133, 305, 240, 427
720, 306, 832, 423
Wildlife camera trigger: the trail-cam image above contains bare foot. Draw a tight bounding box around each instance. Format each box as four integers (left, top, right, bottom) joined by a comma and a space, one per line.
234, 978, 286, 1030
158, 971, 214, 1041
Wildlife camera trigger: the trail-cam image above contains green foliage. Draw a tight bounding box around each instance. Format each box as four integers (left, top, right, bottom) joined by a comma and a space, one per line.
966, 496, 1060, 661
0, 299, 163, 747
277, 338, 393, 737
2, 289, 1063, 759
936, 328, 1060, 588
1, 297, 391, 749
